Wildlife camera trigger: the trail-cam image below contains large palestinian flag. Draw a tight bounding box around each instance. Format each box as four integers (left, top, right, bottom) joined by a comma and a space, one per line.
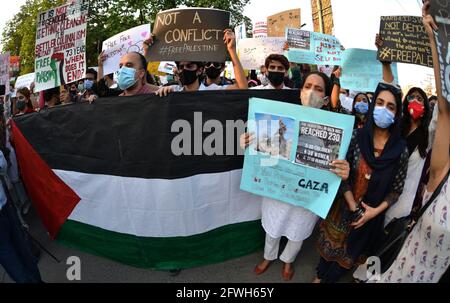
12, 89, 299, 269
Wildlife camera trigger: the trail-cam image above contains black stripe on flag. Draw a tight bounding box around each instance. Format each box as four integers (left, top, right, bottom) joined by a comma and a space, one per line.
14, 89, 299, 179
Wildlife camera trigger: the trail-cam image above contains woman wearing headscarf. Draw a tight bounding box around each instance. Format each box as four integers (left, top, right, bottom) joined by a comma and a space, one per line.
351, 93, 370, 129
376, 1, 450, 283
384, 87, 431, 226
314, 82, 410, 283
241, 72, 350, 281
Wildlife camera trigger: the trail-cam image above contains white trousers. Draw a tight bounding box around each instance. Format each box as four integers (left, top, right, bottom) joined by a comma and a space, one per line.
263, 233, 303, 264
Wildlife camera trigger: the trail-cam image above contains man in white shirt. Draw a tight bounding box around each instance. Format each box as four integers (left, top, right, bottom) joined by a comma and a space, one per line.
154, 29, 247, 95
251, 54, 291, 90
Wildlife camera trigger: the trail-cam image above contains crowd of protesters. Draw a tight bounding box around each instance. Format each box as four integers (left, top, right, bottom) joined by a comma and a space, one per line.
0, 0, 448, 283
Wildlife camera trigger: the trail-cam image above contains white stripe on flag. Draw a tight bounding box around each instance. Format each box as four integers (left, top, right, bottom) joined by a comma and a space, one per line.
54, 169, 262, 238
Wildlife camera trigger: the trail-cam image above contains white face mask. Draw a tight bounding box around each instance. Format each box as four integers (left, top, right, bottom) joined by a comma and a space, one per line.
259, 74, 270, 86
301, 90, 327, 109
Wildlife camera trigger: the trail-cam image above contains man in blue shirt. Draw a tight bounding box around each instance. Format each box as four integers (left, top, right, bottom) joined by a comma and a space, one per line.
0, 150, 42, 283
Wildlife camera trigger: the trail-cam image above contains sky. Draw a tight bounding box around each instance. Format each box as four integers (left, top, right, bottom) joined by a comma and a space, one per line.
0, 0, 434, 89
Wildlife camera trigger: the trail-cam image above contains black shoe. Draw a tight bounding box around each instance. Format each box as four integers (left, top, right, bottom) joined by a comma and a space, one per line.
169, 269, 181, 277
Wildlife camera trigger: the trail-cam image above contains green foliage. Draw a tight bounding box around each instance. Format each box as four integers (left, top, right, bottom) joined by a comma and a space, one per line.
2, 0, 251, 74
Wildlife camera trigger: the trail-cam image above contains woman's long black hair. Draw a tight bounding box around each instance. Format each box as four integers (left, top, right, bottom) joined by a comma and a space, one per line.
401, 87, 430, 158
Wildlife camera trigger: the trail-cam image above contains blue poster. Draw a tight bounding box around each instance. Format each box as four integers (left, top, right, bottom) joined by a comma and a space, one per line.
240, 98, 355, 219
340, 48, 399, 92
285, 28, 343, 66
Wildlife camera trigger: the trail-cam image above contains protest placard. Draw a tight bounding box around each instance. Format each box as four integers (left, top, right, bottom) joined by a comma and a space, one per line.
102, 24, 151, 75
10, 56, 20, 78
377, 16, 432, 68
240, 98, 354, 218
147, 8, 230, 62
14, 73, 35, 90
237, 37, 286, 70
430, 3, 450, 102
0, 52, 10, 95
285, 29, 343, 65
157, 61, 176, 74
235, 23, 247, 45
253, 21, 268, 38
340, 48, 399, 92
34, 0, 88, 92
267, 9, 301, 37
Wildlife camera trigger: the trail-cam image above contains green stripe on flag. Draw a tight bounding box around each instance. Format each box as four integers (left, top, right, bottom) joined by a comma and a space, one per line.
57, 220, 265, 270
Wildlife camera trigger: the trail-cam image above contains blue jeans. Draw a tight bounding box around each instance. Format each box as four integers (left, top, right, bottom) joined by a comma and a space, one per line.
0, 202, 42, 283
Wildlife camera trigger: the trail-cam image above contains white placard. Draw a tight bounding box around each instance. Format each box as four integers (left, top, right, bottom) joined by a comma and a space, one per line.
102, 24, 151, 75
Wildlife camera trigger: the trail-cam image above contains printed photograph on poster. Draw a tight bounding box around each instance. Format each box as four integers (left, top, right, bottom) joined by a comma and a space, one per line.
287, 29, 310, 50
295, 121, 343, 170
255, 113, 295, 160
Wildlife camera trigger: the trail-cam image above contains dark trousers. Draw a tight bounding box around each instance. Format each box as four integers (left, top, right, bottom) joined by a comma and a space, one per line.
0, 202, 42, 283
316, 257, 348, 283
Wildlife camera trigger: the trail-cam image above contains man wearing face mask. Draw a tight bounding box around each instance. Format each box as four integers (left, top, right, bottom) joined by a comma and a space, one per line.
202, 62, 236, 89
77, 68, 99, 103
250, 54, 291, 90
99, 52, 158, 97
154, 29, 247, 96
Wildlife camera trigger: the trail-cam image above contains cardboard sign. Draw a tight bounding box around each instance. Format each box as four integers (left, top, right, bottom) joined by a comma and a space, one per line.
235, 23, 247, 45
14, 73, 35, 89
240, 98, 354, 219
377, 16, 432, 68
267, 9, 301, 37
0, 52, 10, 95
10, 56, 20, 78
253, 21, 268, 38
340, 48, 399, 92
102, 24, 151, 75
237, 37, 286, 70
147, 8, 230, 62
34, 0, 89, 92
430, 4, 450, 102
285, 29, 343, 66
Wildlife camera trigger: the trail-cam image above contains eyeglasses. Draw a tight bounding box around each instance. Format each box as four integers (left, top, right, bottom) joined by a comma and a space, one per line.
377, 82, 402, 96
205, 62, 222, 69
407, 95, 424, 102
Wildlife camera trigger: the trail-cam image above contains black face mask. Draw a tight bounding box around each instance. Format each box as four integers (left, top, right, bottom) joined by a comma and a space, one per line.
179, 69, 199, 86
17, 100, 26, 111
268, 71, 285, 87
205, 67, 222, 80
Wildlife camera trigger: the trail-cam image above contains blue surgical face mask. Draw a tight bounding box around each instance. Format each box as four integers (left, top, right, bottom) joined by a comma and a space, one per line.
84, 79, 94, 90
373, 106, 395, 129
354, 101, 369, 114
117, 67, 138, 90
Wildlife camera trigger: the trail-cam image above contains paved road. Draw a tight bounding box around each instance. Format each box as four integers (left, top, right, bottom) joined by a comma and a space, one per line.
1, 207, 353, 283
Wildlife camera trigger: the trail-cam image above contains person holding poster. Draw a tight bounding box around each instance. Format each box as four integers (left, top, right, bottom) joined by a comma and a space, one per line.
241, 72, 350, 281
375, 1, 450, 283
314, 82, 409, 283
154, 29, 247, 95
115, 52, 159, 96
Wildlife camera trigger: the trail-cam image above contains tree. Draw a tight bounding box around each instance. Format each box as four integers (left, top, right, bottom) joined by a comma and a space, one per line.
2, 0, 251, 75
